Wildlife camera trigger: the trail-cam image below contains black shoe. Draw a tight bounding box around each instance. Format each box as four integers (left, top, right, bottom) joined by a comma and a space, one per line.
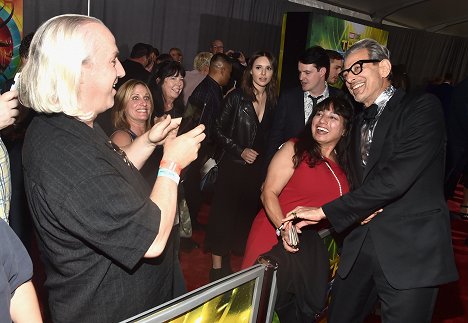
209, 268, 224, 282
180, 238, 199, 252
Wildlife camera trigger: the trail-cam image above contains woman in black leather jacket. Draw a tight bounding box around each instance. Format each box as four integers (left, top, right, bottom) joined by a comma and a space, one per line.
205, 51, 278, 281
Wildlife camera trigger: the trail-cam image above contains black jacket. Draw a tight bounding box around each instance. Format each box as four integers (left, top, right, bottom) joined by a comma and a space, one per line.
214, 88, 273, 163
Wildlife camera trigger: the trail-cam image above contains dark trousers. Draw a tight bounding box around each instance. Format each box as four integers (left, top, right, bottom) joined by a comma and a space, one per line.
328, 234, 439, 323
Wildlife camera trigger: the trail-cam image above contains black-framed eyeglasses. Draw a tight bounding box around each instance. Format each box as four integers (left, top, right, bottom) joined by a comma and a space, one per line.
338, 59, 381, 82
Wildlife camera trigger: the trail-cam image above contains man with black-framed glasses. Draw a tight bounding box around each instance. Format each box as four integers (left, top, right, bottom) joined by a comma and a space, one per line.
283, 38, 458, 322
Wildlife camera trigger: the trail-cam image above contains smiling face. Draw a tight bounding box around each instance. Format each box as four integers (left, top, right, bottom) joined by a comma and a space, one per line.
343, 48, 391, 107
298, 62, 326, 96
311, 105, 345, 149
79, 22, 125, 120
125, 84, 152, 124
251, 56, 273, 90
161, 73, 184, 101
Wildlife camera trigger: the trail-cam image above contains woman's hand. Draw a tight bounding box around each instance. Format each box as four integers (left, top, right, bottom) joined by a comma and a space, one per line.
162, 124, 206, 169
147, 115, 181, 146
241, 148, 259, 164
360, 209, 383, 225
280, 221, 300, 253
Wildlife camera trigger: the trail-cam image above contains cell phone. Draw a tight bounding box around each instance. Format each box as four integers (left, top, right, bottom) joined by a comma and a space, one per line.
177, 102, 207, 136
10, 72, 20, 91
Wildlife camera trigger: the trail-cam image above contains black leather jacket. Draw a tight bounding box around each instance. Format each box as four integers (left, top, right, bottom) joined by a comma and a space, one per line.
214, 88, 273, 163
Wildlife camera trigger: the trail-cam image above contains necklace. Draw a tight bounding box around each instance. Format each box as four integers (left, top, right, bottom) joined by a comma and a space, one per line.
324, 160, 343, 197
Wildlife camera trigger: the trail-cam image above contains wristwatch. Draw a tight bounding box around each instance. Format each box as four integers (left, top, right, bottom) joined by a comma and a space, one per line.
275, 223, 284, 237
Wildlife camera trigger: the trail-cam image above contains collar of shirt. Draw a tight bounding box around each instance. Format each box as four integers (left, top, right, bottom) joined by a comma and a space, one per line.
303, 82, 330, 103
372, 85, 396, 118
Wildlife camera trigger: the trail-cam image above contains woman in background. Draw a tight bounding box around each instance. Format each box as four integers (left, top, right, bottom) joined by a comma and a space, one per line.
150, 60, 185, 119
111, 79, 153, 146
205, 51, 278, 282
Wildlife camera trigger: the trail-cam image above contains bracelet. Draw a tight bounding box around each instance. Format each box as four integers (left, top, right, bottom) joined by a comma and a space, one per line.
160, 160, 182, 175
158, 168, 180, 184
275, 223, 284, 237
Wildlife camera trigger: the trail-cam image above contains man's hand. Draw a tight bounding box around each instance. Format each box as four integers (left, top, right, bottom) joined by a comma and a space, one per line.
360, 208, 383, 225
283, 206, 326, 232
0, 90, 19, 130
162, 124, 206, 169
147, 115, 181, 146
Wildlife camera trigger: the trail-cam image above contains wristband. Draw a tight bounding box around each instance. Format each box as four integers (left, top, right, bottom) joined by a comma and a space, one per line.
160, 160, 182, 175
275, 223, 284, 237
158, 168, 180, 184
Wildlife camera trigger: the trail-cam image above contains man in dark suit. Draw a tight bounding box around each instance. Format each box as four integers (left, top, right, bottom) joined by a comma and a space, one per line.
115, 42, 153, 89
445, 77, 468, 217
266, 46, 342, 163
284, 39, 458, 322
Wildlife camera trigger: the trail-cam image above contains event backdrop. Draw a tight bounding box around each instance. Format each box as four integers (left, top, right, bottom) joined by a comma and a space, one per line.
279, 12, 389, 90
306, 14, 388, 55
0, 0, 22, 88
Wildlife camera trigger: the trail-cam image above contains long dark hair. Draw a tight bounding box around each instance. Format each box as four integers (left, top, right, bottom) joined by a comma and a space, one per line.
293, 96, 354, 185
240, 51, 278, 106
149, 60, 186, 117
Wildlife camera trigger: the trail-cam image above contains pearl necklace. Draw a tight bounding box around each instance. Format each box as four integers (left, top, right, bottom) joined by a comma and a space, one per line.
324, 160, 343, 197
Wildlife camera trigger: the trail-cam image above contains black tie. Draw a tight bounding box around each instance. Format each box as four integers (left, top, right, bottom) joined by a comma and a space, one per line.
309, 95, 323, 107
363, 104, 378, 122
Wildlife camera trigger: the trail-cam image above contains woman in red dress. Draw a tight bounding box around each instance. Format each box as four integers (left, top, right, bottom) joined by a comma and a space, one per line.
242, 96, 354, 269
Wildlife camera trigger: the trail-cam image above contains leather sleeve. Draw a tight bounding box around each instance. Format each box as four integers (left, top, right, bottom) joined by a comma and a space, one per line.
213, 91, 244, 158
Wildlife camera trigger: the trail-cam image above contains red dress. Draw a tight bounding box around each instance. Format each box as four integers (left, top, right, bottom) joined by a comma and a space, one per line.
241, 154, 349, 269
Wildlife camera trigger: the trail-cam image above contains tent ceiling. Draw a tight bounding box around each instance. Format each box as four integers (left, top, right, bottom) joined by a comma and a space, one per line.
293, 0, 468, 38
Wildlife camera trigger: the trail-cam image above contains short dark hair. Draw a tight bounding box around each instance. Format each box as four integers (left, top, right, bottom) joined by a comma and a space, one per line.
130, 43, 152, 59
299, 46, 330, 81
19, 32, 35, 60
210, 53, 232, 69
326, 49, 343, 61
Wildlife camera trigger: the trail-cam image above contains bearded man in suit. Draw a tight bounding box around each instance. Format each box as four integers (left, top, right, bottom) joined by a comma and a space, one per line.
283, 39, 458, 322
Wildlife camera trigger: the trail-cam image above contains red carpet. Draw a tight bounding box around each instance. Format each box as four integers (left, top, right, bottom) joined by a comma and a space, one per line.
179, 203, 243, 291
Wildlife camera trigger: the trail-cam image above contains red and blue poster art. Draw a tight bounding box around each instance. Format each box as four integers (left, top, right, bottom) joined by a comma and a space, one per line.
0, 0, 22, 88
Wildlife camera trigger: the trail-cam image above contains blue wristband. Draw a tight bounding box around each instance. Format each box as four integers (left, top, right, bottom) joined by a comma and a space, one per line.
158, 168, 180, 184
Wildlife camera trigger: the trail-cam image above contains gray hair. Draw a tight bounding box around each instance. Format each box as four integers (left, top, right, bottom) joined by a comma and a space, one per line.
18, 14, 102, 121
344, 39, 391, 61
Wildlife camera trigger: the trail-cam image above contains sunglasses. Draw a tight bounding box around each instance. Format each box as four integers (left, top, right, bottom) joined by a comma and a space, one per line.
339, 59, 381, 82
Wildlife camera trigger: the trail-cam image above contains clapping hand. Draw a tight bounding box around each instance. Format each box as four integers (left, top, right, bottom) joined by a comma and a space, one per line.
147, 115, 181, 146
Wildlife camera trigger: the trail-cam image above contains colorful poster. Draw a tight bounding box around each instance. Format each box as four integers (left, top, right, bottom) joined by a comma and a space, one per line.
307, 13, 388, 55
0, 0, 22, 87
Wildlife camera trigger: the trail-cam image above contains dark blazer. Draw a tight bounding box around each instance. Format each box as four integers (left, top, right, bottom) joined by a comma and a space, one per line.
266, 85, 343, 163
445, 77, 468, 196
322, 89, 458, 289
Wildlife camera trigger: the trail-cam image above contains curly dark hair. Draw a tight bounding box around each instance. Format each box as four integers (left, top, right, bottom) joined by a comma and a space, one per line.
292, 96, 354, 185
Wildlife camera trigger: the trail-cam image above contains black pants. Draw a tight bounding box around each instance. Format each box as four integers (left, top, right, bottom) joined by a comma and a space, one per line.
328, 234, 439, 323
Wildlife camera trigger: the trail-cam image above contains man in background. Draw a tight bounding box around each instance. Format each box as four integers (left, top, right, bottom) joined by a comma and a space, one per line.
266, 46, 342, 164
183, 53, 232, 230
116, 42, 153, 88
326, 49, 343, 86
